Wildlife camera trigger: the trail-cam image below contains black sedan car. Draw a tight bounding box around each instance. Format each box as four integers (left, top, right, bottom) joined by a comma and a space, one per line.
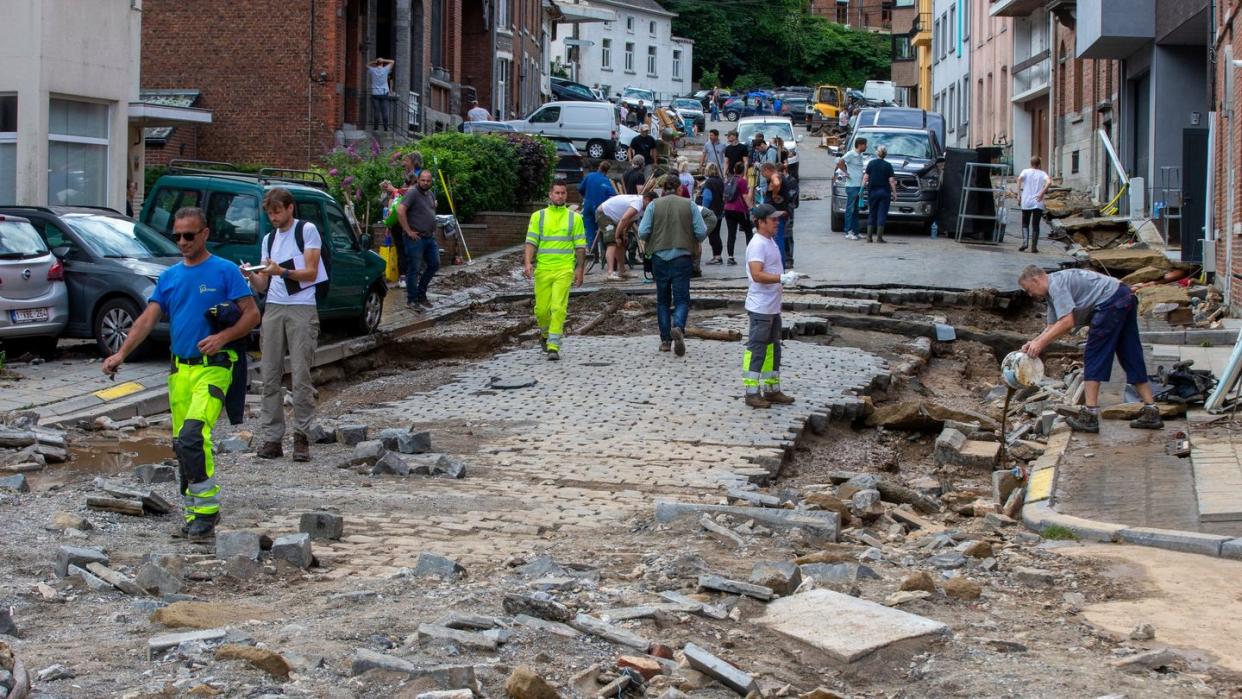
551, 139, 585, 185
0, 206, 177, 355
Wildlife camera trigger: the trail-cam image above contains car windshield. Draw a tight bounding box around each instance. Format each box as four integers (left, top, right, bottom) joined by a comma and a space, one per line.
737, 121, 795, 144
63, 214, 181, 259
0, 220, 49, 258
673, 99, 700, 110
623, 88, 654, 102
560, 83, 595, 99
855, 131, 934, 160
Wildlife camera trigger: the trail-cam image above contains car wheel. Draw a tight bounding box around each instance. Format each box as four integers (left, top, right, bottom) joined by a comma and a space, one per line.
586, 140, 608, 160
352, 285, 385, 335
94, 297, 142, 358
726, 111, 738, 122
614, 146, 629, 162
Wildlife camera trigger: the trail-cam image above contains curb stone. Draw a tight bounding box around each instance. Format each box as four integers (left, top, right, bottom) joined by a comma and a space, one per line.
1021, 420, 1242, 559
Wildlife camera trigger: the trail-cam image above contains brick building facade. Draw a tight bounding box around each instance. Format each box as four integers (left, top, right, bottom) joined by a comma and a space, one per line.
811, 0, 893, 30
462, 0, 545, 121
1214, 0, 1242, 307
141, 0, 468, 169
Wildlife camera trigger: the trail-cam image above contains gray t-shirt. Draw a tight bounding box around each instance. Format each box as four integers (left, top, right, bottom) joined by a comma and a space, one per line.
400, 185, 438, 237
1046, 269, 1120, 328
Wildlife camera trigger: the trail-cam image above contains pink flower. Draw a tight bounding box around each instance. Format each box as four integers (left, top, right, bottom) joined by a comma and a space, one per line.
329, 168, 339, 176
370, 139, 381, 156
341, 175, 355, 187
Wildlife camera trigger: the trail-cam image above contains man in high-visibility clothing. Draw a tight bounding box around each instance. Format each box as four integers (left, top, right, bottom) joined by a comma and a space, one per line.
102, 207, 259, 538
523, 180, 586, 360
742, 204, 798, 408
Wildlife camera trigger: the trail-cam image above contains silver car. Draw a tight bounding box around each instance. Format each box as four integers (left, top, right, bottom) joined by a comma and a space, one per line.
0, 214, 69, 351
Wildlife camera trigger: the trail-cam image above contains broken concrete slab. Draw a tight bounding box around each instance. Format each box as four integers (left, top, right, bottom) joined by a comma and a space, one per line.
697, 574, 774, 601
682, 643, 758, 696
55, 545, 108, 578
658, 590, 728, 620
654, 501, 839, 542
750, 561, 802, 596
502, 593, 573, 623
755, 589, 950, 663
67, 564, 111, 591
866, 400, 999, 432
1087, 247, 1170, 274
147, 627, 228, 660
414, 623, 499, 651
349, 649, 479, 692
85, 562, 147, 596
570, 614, 651, 650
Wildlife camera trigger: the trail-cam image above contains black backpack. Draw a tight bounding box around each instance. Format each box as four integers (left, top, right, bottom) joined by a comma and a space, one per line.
724, 176, 740, 203
265, 220, 332, 301
783, 175, 800, 209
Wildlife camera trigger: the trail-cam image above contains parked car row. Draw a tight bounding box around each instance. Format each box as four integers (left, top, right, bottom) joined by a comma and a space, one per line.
0, 163, 391, 357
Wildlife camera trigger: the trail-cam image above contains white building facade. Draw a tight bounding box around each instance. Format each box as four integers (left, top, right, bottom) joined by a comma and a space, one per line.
551, 0, 694, 104
930, 0, 971, 149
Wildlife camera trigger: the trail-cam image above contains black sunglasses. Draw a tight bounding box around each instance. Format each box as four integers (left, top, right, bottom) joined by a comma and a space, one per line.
172, 232, 198, 242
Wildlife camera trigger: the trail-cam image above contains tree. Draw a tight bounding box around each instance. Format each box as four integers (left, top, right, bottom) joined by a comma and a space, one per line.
661, 0, 890, 88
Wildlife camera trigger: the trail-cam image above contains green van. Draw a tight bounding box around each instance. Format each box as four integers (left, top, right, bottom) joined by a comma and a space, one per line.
140, 161, 388, 334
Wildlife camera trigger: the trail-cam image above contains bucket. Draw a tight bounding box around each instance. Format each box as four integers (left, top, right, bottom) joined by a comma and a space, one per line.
1001, 351, 1045, 390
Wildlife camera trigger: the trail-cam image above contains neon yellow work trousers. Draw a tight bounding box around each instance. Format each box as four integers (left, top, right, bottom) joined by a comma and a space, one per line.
168, 351, 234, 521
534, 266, 574, 351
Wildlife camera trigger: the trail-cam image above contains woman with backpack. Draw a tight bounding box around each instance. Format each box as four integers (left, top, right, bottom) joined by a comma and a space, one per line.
722, 162, 754, 265
699, 163, 726, 265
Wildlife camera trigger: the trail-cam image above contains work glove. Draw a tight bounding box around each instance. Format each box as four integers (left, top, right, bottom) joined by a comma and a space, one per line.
779, 271, 799, 287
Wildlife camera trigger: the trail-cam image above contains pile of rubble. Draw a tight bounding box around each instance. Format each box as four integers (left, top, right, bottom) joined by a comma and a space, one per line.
0, 412, 69, 489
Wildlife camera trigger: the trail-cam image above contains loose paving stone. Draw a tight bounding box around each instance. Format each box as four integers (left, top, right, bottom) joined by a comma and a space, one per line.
350, 440, 388, 466
147, 628, 228, 660
215, 531, 261, 562
0, 474, 29, 492
135, 556, 183, 596
750, 561, 802, 596
682, 643, 758, 696
49, 511, 92, 531
411, 552, 467, 580
698, 574, 774, 601
85, 562, 147, 596
67, 564, 110, 591
55, 545, 108, 578
334, 424, 369, 447
371, 451, 410, 476
571, 613, 652, 650
415, 623, 499, 651
299, 512, 344, 540
755, 589, 950, 663
505, 666, 561, 699
271, 533, 313, 569
503, 593, 573, 623
308, 423, 336, 444
134, 463, 177, 484
350, 651, 480, 691
928, 551, 968, 570
658, 591, 728, 620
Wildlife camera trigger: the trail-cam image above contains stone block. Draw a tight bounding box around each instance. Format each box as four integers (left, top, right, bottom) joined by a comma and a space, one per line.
136, 556, 183, 596
1014, 567, 1056, 586
216, 436, 251, 454
933, 428, 966, 464
698, 574, 774, 601
371, 452, 410, 476
654, 501, 839, 543
147, 628, 228, 660
505, 666, 561, 699
0, 474, 29, 492
335, 424, 369, 447
68, 563, 111, 591
992, 469, 1021, 505
850, 489, 884, 521
927, 551, 966, 570
750, 561, 802, 596
1222, 539, 1242, 560
215, 531, 261, 562
271, 533, 313, 569
683, 643, 758, 696
837, 474, 879, 500
411, 552, 466, 580
299, 511, 344, 540
350, 440, 388, 466
49, 511, 92, 531
401, 430, 433, 454
55, 545, 108, 578
1117, 527, 1229, 557
308, 423, 336, 444
755, 589, 949, 663
134, 463, 177, 484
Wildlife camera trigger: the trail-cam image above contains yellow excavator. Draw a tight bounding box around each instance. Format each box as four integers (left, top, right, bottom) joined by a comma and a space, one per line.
812, 85, 846, 120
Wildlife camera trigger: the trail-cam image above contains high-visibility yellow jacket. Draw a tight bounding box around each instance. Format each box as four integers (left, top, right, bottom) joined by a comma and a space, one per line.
526, 205, 586, 270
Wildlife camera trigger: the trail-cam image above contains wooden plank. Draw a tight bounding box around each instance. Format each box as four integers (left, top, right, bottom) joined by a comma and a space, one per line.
86, 496, 145, 517
93, 478, 173, 515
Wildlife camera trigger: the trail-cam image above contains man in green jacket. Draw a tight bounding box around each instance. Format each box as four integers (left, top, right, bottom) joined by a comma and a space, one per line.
638, 174, 707, 356
523, 180, 586, 361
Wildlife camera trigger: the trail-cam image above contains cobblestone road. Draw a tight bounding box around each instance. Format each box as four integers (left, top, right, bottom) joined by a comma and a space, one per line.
257, 334, 889, 578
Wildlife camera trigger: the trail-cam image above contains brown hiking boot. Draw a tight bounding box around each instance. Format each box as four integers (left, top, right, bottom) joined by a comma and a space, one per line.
765, 390, 796, 405
1130, 404, 1165, 430
292, 433, 310, 462
745, 394, 772, 409
659, 341, 671, 352
256, 441, 283, 459
1065, 409, 1100, 434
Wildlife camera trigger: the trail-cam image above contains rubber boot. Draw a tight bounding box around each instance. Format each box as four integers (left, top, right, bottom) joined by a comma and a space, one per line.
1030, 227, 1040, 254
1018, 228, 1029, 252
866, 226, 874, 243
876, 226, 887, 244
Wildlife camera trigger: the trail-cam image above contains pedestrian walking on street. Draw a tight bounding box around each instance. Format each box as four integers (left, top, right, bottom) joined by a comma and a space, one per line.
578, 160, 616, 252
524, 181, 587, 360
836, 137, 867, 240
710, 88, 721, 122
1018, 266, 1164, 432
742, 203, 797, 409
638, 174, 706, 356
596, 191, 655, 280
723, 162, 754, 262
634, 100, 649, 127
396, 169, 441, 310
629, 124, 659, 176
367, 57, 395, 130
862, 145, 897, 243
467, 99, 492, 122
624, 155, 647, 195
102, 207, 259, 538
245, 188, 329, 463
700, 163, 726, 265
723, 130, 747, 179
676, 157, 694, 197
701, 129, 727, 177
749, 136, 778, 202
1017, 156, 1051, 253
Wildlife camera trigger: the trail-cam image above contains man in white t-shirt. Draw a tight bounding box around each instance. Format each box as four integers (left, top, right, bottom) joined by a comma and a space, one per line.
242, 188, 329, 462
743, 204, 798, 409
367, 57, 394, 131
1017, 155, 1051, 253
596, 192, 655, 280
467, 100, 492, 122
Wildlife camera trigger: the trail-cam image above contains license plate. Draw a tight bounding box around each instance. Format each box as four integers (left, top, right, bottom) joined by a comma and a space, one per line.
11, 307, 50, 324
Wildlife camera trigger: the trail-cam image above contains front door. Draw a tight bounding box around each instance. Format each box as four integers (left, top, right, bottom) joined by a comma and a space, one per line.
1027, 99, 1048, 167
1182, 128, 1209, 264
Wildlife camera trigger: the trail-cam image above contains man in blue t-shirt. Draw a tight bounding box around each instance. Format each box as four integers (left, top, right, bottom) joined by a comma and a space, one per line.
578, 160, 617, 251
102, 207, 259, 539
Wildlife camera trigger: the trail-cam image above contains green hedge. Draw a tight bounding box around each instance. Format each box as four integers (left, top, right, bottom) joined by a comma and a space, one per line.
322, 132, 556, 225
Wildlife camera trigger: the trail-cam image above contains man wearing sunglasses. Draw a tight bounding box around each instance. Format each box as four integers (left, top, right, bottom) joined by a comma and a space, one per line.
102, 208, 259, 539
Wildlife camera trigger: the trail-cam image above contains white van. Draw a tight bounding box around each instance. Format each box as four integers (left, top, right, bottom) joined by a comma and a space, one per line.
506, 101, 619, 160
863, 80, 897, 105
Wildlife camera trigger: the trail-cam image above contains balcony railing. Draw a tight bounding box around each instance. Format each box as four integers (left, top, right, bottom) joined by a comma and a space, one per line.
910, 11, 932, 45
1012, 48, 1050, 98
